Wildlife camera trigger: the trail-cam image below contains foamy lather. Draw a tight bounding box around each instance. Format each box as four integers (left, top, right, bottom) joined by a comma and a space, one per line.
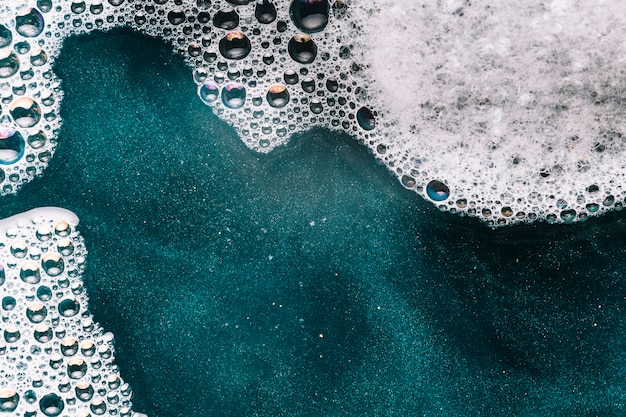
0, 208, 147, 417
2, 0, 625, 225
0, 0, 621, 414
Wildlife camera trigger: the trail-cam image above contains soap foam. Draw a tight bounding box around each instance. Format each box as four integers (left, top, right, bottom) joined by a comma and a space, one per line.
352, 0, 626, 224
1, 1, 625, 229
0, 208, 144, 417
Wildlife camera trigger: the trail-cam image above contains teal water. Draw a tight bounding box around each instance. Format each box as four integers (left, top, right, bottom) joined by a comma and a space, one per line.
4, 29, 626, 416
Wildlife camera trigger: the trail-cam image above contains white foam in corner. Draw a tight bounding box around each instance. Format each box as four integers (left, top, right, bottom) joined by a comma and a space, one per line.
0, 208, 141, 416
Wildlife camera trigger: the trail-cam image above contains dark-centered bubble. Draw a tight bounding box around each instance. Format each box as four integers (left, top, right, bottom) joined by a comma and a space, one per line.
218, 31, 251, 60
284, 69, 299, 84
213, 8, 239, 29
167, 9, 186, 25
58, 298, 80, 317
36, 285, 52, 301
290, 0, 330, 33
10, 97, 41, 128
0, 389, 19, 412
227, 0, 250, 4
28, 130, 47, 148
426, 180, 450, 201
67, 358, 88, 379
39, 393, 64, 417
60, 338, 79, 356
4, 326, 20, 342
357, 106, 376, 130
14, 41, 30, 55
0, 129, 25, 164
90, 398, 107, 415
20, 261, 40, 284
266, 84, 290, 108
1, 296, 16, 311
75, 383, 94, 402
0, 50, 20, 78
560, 209, 577, 223
15, 7, 45, 38
221, 82, 246, 108
0, 25, 12, 48
30, 48, 48, 66
70, 1, 87, 14
288, 34, 317, 64
34, 324, 52, 343
301, 77, 315, 92
310, 99, 323, 113
256, 0, 277, 24
42, 253, 64, 276
0, 265, 4, 286
198, 82, 219, 104
26, 301, 47, 323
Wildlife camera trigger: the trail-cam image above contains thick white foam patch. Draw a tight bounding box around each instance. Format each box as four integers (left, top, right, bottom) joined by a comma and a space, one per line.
353, 0, 626, 224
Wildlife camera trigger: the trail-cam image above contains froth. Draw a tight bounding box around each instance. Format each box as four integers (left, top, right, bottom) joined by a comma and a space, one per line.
1, 0, 625, 231
354, 0, 626, 225
0, 208, 144, 417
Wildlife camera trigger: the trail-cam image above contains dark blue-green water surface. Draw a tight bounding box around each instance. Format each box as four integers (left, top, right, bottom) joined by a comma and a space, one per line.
3, 29, 626, 417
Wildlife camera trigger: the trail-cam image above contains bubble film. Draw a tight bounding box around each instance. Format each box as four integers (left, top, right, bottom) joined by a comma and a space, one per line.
0, 208, 146, 417
0, 0, 624, 227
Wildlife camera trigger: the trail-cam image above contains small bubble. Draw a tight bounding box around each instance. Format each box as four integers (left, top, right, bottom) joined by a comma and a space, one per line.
426, 180, 450, 201
0, 25, 12, 48
42, 253, 64, 276
218, 32, 252, 60
4, 325, 20, 343
26, 301, 47, 323
0, 389, 19, 412
356, 106, 375, 130
256, 0, 277, 24
67, 358, 88, 379
266, 84, 290, 108
213, 8, 239, 30
288, 34, 317, 64
221, 82, 246, 109
33, 324, 52, 343
20, 261, 41, 284
75, 382, 94, 402
58, 298, 80, 317
290, 0, 330, 33
560, 209, 577, 223
167, 9, 186, 25
39, 393, 64, 417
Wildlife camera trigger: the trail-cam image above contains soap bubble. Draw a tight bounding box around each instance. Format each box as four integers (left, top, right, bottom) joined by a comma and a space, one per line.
288, 34, 317, 64
15, 8, 45, 38
426, 180, 450, 202
0, 50, 20, 78
222, 82, 246, 108
0, 129, 25, 164
290, 0, 330, 33
219, 31, 252, 60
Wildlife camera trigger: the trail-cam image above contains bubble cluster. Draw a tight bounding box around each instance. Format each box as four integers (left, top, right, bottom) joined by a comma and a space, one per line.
0, 208, 147, 417
2, 0, 626, 228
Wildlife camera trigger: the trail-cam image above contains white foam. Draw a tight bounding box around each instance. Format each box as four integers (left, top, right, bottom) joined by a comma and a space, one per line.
353, 0, 626, 224
0, 207, 140, 416
2, 1, 626, 225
